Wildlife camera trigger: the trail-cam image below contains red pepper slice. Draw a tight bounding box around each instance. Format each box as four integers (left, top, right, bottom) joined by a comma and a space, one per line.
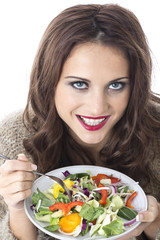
126, 191, 137, 208
49, 202, 67, 214
92, 173, 120, 184
98, 183, 108, 205
66, 201, 84, 213
49, 201, 84, 215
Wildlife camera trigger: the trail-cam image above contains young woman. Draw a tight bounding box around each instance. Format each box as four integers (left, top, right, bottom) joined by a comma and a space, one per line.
0, 4, 160, 240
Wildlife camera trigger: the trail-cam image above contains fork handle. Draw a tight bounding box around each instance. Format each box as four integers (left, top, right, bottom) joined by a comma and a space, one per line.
0, 153, 10, 160
32, 171, 44, 176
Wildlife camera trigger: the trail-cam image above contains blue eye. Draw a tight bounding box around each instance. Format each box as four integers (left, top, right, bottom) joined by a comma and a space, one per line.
71, 81, 88, 89
109, 82, 125, 90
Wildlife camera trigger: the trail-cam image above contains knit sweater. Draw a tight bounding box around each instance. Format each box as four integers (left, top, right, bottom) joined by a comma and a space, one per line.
0, 110, 160, 240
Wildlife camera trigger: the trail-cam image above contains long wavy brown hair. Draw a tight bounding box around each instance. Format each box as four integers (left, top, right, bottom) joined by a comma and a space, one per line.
23, 4, 160, 184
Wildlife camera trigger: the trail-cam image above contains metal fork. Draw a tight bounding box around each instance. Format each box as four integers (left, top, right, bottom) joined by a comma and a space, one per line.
0, 153, 72, 201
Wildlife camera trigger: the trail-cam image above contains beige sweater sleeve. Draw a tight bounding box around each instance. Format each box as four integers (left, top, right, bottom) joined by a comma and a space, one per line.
0, 111, 32, 160
0, 111, 53, 240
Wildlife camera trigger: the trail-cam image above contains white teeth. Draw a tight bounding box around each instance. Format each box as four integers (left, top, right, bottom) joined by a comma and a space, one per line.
80, 116, 106, 126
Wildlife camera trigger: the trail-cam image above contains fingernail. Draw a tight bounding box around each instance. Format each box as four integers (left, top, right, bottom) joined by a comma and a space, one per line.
137, 213, 144, 222
31, 164, 37, 170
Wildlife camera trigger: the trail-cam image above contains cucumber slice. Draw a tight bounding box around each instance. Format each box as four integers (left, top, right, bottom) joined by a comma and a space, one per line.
35, 213, 51, 222
112, 195, 124, 211
117, 206, 138, 220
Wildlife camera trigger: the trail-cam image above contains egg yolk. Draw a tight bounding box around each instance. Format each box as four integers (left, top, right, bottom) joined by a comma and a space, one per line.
59, 213, 81, 233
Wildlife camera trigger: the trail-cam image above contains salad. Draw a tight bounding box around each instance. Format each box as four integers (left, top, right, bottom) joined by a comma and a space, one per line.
31, 170, 139, 238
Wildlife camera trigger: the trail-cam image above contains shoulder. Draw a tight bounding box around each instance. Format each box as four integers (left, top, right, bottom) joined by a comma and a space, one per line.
0, 110, 24, 130
147, 103, 160, 200
147, 101, 160, 137
150, 102, 160, 170
151, 101, 160, 140
0, 110, 27, 142
0, 110, 35, 162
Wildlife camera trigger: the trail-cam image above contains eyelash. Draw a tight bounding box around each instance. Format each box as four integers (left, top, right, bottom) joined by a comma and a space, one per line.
70, 81, 126, 91
70, 81, 88, 90
108, 82, 126, 91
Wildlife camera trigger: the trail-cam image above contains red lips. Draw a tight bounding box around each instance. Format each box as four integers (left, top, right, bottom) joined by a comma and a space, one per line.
76, 115, 110, 131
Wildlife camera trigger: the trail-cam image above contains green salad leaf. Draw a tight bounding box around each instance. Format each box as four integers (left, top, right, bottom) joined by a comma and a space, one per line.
102, 218, 124, 237
79, 203, 104, 221
32, 188, 55, 207
44, 224, 60, 232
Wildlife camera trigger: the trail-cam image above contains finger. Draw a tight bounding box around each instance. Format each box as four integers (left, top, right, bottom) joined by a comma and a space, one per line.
3, 180, 33, 194
12, 188, 32, 201
0, 171, 34, 188
138, 196, 159, 222
0, 159, 37, 173
0, 180, 33, 196
4, 188, 32, 209
17, 153, 37, 170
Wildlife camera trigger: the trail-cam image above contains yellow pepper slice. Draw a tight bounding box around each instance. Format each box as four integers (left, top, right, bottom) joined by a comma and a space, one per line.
53, 179, 74, 198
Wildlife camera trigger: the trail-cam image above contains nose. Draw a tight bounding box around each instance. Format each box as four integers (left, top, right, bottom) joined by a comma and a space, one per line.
87, 89, 109, 116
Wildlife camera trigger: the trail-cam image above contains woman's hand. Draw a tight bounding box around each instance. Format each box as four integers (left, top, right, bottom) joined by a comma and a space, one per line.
143, 196, 160, 239
0, 154, 37, 210
119, 195, 160, 240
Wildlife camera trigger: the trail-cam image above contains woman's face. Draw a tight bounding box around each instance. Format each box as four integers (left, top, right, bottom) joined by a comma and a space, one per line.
55, 43, 130, 148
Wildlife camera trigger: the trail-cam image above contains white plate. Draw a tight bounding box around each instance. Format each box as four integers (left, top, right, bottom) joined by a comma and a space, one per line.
24, 165, 147, 240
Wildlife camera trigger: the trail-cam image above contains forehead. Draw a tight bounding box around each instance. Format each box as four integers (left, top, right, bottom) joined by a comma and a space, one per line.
69, 42, 127, 59
61, 42, 129, 79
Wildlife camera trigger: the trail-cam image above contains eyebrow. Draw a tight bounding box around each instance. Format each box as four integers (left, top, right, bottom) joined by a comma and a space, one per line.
65, 76, 129, 82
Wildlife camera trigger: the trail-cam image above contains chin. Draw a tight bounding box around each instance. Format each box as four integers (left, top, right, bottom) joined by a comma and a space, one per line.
80, 136, 104, 145
70, 129, 106, 146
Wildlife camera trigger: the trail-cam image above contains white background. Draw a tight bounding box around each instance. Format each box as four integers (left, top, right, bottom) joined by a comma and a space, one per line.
0, 0, 160, 121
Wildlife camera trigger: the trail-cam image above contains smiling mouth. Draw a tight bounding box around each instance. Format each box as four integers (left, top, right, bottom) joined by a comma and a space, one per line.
79, 116, 106, 126
76, 115, 110, 131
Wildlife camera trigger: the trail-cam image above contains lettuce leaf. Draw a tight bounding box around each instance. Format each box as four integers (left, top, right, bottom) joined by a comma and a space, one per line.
79, 203, 104, 221
44, 224, 60, 232
102, 218, 124, 237
32, 188, 55, 207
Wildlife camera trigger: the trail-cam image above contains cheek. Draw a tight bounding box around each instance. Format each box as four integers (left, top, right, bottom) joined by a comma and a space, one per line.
55, 88, 79, 117
55, 87, 68, 112
111, 93, 129, 114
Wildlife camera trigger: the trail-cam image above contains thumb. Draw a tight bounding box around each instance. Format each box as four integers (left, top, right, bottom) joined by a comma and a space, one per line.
138, 211, 155, 223
138, 196, 159, 222
17, 153, 37, 171
17, 153, 28, 162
